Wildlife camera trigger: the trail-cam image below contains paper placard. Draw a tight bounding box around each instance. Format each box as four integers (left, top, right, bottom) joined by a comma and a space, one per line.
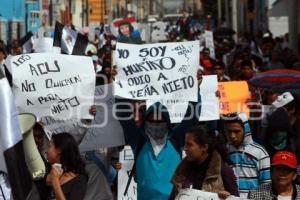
11, 53, 95, 119
115, 41, 199, 101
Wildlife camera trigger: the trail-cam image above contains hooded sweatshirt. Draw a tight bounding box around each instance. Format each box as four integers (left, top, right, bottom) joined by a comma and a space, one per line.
116, 94, 201, 200
227, 112, 271, 198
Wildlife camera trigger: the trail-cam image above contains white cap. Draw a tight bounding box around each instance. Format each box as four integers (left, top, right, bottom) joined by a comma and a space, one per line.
272, 92, 294, 108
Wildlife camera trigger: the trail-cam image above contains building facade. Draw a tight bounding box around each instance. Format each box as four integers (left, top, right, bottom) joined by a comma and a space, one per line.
26, 0, 42, 33
0, 0, 25, 42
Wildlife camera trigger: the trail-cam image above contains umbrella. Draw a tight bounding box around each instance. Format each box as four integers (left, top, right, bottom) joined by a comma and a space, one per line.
249, 69, 300, 89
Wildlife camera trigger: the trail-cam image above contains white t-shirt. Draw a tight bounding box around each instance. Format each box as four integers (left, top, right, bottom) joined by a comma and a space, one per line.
277, 195, 292, 200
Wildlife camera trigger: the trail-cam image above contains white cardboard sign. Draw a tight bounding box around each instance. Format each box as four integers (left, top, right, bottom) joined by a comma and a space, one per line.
11, 53, 95, 119
115, 41, 199, 101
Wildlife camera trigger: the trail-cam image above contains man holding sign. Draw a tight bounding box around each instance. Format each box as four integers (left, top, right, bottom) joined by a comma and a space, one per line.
116, 90, 201, 200
115, 41, 202, 200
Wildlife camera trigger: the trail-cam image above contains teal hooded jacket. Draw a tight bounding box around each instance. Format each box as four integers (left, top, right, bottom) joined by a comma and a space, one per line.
116, 93, 201, 200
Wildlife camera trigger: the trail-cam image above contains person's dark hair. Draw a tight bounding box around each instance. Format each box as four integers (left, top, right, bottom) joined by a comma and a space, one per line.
187, 125, 216, 154
118, 22, 134, 36
241, 60, 252, 69
0, 46, 6, 56
213, 61, 225, 69
267, 107, 291, 132
223, 113, 244, 127
215, 132, 231, 164
51, 133, 86, 176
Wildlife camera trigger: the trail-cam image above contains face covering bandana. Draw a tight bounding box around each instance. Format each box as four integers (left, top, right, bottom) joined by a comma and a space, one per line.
145, 122, 168, 156
145, 122, 168, 141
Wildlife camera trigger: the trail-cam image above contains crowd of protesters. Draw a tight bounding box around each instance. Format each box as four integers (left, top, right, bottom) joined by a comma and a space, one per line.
1, 12, 300, 200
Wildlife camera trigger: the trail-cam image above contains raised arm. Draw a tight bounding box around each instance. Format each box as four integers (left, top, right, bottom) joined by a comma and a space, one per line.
115, 98, 140, 150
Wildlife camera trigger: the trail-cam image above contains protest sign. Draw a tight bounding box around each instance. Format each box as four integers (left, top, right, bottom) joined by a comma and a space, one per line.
175, 189, 248, 200
3, 55, 12, 74
146, 75, 219, 123
205, 30, 215, 59
146, 99, 188, 123
61, 26, 78, 55
40, 116, 88, 142
11, 53, 95, 119
115, 41, 199, 101
118, 146, 137, 200
33, 37, 53, 53
175, 189, 219, 200
151, 21, 167, 42
218, 81, 250, 116
199, 75, 219, 121
79, 84, 125, 152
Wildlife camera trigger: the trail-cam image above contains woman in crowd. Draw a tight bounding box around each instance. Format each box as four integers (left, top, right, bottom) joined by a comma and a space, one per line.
46, 132, 88, 200
170, 125, 239, 199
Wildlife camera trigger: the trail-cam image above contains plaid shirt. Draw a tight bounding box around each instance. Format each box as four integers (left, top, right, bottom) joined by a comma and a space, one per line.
248, 183, 300, 200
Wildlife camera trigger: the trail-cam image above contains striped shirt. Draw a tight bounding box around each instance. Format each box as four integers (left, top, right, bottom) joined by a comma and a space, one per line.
227, 113, 271, 198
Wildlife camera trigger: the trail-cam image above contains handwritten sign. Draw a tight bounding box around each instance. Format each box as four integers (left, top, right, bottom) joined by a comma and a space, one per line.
40, 116, 88, 141
199, 75, 219, 121
175, 189, 219, 200
151, 21, 167, 42
146, 75, 219, 123
11, 53, 95, 119
218, 81, 250, 116
118, 146, 137, 200
205, 31, 215, 59
115, 41, 199, 101
175, 189, 247, 200
79, 84, 125, 152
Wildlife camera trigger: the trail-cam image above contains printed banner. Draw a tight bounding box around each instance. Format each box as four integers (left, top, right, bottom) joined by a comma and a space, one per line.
11, 53, 95, 119
115, 41, 199, 101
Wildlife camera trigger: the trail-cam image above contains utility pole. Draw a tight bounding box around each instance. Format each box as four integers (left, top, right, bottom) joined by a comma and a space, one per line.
232, 0, 238, 41
225, 0, 230, 27
289, 0, 298, 53
25, 1, 28, 32
86, 0, 88, 26
217, 0, 222, 26
49, 0, 53, 26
